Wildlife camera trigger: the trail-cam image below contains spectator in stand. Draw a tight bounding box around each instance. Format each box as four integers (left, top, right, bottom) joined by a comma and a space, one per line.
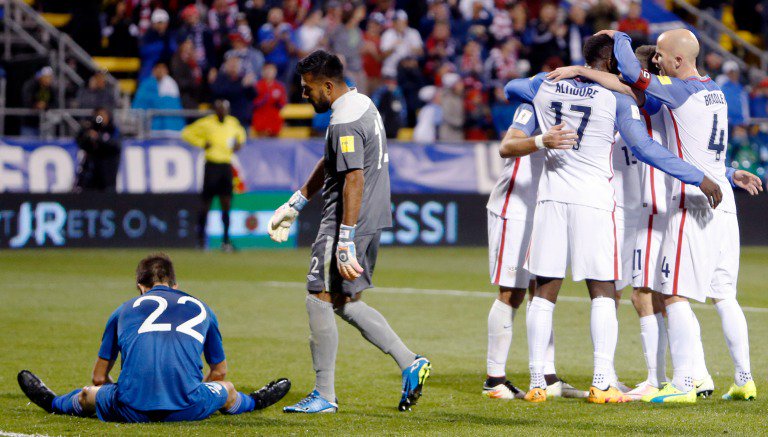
138, 9, 177, 81
258, 8, 299, 85
720, 61, 750, 128
101, 1, 139, 57
484, 38, 526, 84
617, 1, 650, 48
424, 20, 458, 79
380, 10, 424, 78
489, 0, 514, 45
208, 0, 239, 59
524, 2, 568, 72
565, 5, 592, 67
464, 86, 492, 140
76, 70, 118, 110
413, 85, 442, 143
133, 62, 185, 135
251, 63, 287, 137
297, 9, 327, 57
750, 78, 768, 119
330, 3, 367, 93
459, 39, 484, 77
243, 0, 269, 35
177, 5, 216, 72
509, 2, 528, 40
361, 12, 385, 95
459, 0, 493, 21
397, 56, 427, 127
75, 108, 121, 192
439, 72, 465, 142
371, 74, 407, 139
21, 66, 58, 136
210, 57, 257, 129
588, 0, 619, 33
224, 30, 265, 79
282, 0, 309, 27
323, 0, 344, 36
171, 38, 203, 109
491, 85, 517, 139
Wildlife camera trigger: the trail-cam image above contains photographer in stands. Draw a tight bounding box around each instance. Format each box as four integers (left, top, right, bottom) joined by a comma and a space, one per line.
75, 108, 122, 192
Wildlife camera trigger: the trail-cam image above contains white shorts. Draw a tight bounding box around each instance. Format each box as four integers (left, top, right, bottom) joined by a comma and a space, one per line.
487, 211, 532, 289
615, 207, 640, 290
659, 208, 739, 302
632, 212, 669, 292
526, 201, 620, 282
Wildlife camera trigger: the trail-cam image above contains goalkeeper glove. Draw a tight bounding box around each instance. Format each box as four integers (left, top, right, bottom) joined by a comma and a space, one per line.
336, 224, 364, 280
267, 190, 307, 243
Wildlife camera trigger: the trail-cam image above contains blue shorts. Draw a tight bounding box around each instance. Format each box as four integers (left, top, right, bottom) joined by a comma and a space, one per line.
95, 382, 229, 423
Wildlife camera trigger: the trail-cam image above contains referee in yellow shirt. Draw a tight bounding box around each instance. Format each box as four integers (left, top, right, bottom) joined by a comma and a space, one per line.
181, 100, 246, 251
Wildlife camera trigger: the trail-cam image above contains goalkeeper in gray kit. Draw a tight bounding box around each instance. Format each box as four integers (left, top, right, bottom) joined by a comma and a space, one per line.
268, 50, 431, 413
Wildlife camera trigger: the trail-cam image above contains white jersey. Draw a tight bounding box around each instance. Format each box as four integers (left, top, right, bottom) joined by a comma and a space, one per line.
662, 79, 735, 213
532, 78, 619, 211
611, 133, 641, 212
639, 107, 672, 215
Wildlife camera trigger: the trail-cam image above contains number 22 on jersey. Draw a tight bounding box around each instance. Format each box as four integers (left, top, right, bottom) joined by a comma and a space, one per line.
133, 295, 207, 343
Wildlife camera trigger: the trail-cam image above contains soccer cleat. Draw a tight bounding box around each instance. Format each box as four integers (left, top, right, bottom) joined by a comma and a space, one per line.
547, 380, 588, 398
695, 375, 714, 398
587, 386, 632, 404
221, 242, 236, 253
642, 383, 696, 403
17, 370, 56, 413
524, 387, 547, 403
251, 378, 291, 410
482, 380, 525, 400
626, 380, 660, 401
614, 380, 632, 393
282, 390, 338, 413
722, 380, 757, 401
399, 356, 431, 411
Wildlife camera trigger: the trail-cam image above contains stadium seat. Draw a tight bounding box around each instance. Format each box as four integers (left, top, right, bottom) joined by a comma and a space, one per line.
278, 126, 311, 139
40, 13, 71, 28
397, 128, 414, 141
93, 57, 141, 73
117, 79, 137, 95
280, 104, 315, 120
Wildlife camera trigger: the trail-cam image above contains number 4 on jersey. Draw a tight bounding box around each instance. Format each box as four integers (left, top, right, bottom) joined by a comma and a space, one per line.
708, 114, 725, 161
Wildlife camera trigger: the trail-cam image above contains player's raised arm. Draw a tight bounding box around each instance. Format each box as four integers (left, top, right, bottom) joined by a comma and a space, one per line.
503, 73, 547, 104
499, 104, 576, 157
614, 92, 722, 208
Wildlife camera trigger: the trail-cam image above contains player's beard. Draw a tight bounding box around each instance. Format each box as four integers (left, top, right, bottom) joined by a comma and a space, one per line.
309, 95, 331, 113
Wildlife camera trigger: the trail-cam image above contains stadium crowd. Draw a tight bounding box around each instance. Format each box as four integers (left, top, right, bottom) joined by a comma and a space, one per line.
19, 0, 768, 177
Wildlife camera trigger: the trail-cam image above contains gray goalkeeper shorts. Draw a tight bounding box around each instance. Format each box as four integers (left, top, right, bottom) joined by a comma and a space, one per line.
306, 231, 381, 297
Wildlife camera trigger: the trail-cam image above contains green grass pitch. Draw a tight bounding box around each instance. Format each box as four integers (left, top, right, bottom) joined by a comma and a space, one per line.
1, 247, 766, 436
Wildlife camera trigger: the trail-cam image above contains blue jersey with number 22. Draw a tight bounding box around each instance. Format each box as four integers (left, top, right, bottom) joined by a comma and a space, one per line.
98, 285, 226, 411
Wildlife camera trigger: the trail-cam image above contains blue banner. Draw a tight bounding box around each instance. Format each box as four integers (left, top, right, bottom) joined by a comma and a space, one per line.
0, 138, 501, 194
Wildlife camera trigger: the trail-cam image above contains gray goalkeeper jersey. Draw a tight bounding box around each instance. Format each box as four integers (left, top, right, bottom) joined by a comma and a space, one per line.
318, 88, 392, 237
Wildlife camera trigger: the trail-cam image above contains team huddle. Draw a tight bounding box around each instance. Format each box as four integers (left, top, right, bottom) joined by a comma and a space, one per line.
484, 29, 760, 403
16, 29, 759, 424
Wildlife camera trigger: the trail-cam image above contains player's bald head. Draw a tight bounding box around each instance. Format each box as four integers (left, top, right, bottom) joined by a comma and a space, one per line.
658, 29, 699, 62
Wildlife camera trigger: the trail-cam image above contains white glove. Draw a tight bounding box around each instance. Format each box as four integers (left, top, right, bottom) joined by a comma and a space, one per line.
268, 190, 307, 242
336, 224, 364, 281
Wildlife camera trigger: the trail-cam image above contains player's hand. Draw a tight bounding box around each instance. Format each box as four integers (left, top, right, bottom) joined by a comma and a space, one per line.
336, 224, 363, 281
267, 190, 308, 243
594, 30, 617, 38
542, 123, 578, 149
699, 176, 723, 209
546, 66, 584, 82
732, 170, 763, 195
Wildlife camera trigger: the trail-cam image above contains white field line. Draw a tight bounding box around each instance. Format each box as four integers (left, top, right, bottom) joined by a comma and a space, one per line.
256, 281, 768, 314
0, 432, 51, 437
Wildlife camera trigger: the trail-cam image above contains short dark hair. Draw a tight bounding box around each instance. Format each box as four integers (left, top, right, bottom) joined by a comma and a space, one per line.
635, 45, 659, 75
136, 253, 176, 288
583, 34, 615, 70
296, 50, 344, 83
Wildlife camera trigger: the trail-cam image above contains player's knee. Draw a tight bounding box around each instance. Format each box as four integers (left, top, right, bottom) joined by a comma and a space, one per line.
498, 287, 525, 308
219, 381, 235, 395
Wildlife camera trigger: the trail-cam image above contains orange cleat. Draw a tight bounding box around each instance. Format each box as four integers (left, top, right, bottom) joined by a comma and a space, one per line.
524, 387, 547, 403
587, 386, 632, 404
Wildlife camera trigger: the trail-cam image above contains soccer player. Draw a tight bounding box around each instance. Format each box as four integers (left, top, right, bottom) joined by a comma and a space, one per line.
484, 103, 588, 399
593, 29, 759, 402
504, 34, 721, 404
267, 50, 430, 413
17, 253, 290, 422
181, 99, 246, 252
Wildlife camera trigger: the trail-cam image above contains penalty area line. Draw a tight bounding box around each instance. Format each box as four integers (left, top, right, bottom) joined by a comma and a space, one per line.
0, 432, 51, 437
256, 281, 768, 314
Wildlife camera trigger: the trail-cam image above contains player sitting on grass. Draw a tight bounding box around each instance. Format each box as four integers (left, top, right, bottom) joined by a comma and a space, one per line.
18, 253, 290, 423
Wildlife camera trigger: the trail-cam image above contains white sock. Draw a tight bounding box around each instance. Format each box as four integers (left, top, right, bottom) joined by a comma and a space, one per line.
590, 297, 618, 390
639, 314, 660, 387
487, 299, 515, 379
543, 329, 557, 375
527, 297, 554, 389
714, 298, 753, 386
690, 311, 709, 381
666, 301, 695, 392
655, 312, 668, 384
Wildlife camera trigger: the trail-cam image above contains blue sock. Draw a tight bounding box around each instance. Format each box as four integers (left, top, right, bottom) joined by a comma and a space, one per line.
51, 389, 85, 416
224, 392, 256, 415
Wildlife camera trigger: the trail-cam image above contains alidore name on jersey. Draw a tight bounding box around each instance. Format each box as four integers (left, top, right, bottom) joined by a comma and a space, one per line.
486, 105, 545, 221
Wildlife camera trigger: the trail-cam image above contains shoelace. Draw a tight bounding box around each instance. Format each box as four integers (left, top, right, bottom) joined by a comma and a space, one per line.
293, 393, 319, 408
